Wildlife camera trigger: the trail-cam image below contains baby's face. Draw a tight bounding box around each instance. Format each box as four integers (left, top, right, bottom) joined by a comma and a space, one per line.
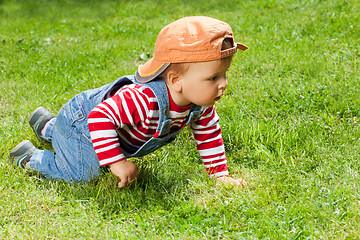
178, 59, 231, 107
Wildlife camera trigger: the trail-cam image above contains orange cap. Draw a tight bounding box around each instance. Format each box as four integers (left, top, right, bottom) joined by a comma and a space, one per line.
135, 16, 248, 83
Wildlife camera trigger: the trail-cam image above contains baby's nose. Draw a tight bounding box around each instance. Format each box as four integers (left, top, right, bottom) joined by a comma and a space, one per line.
219, 76, 228, 89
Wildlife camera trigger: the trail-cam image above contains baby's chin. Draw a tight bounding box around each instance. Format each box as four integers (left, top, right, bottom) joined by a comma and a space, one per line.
198, 101, 216, 108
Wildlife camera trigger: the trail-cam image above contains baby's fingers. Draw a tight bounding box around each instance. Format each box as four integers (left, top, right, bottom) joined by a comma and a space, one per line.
117, 176, 137, 189
227, 177, 247, 187
118, 178, 129, 189
234, 178, 247, 187
217, 176, 247, 187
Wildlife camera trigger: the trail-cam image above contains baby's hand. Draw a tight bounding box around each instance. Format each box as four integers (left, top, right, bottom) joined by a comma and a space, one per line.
109, 160, 138, 189
217, 176, 247, 188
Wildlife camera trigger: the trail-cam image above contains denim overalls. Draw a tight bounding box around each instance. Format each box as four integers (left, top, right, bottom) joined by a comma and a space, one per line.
29, 75, 202, 182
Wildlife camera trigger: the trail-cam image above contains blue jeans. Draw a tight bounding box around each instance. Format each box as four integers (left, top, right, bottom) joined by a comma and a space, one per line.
29, 92, 102, 183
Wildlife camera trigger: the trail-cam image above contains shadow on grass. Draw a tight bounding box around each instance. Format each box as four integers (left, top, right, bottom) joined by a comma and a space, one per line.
27, 156, 195, 218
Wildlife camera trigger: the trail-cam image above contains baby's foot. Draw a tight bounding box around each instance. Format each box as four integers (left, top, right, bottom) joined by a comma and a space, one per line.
9, 140, 35, 169
29, 107, 55, 142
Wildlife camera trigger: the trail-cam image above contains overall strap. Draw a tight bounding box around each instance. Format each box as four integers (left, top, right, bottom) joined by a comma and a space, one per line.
102, 75, 136, 101
186, 104, 203, 125
139, 79, 171, 136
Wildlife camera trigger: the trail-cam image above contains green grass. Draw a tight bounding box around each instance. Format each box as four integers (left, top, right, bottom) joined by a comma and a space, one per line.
1, 0, 360, 238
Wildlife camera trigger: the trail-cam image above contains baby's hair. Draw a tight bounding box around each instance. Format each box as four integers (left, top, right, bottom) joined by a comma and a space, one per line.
160, 38, 234, 80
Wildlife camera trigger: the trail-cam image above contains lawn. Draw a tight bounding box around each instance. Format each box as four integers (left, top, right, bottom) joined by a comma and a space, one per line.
1, 0, 360, 238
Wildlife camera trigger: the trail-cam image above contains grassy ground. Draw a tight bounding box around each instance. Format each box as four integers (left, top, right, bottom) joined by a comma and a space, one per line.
1, 0, 360, 238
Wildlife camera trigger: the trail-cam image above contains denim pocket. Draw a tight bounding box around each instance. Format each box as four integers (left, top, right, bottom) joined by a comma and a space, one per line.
55, 94, 88, 139
55, 105, 74, 139
73, 94, 92, 142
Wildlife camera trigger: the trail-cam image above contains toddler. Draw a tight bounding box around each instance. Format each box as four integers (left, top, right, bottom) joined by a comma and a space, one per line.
10, 16, 248, 188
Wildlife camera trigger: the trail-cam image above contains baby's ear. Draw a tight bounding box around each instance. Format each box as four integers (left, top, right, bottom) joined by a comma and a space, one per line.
166, 70, 182, 92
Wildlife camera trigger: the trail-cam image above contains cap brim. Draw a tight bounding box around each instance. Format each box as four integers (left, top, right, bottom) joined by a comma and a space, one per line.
135, 58, 170, 83
237, 43, 249, 51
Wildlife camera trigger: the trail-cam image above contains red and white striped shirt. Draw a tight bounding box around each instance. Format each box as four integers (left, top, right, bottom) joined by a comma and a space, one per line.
88, 83, 228, 178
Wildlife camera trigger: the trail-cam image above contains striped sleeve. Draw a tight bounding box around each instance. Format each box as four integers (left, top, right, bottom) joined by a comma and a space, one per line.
190, 106, 229, 178
87, 85, 151, 166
